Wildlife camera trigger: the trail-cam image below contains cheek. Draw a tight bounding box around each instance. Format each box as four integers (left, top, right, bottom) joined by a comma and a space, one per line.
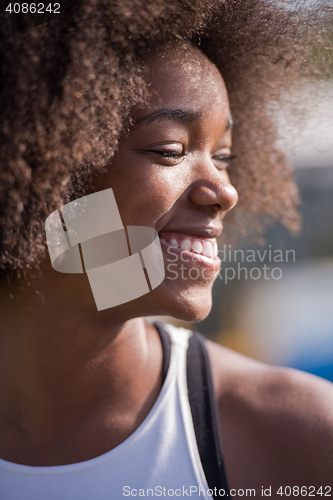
103, 159, 186, 226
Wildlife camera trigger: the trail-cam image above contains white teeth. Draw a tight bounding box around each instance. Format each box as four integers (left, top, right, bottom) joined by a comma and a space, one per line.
180, 239, 192, 251
213, 240, 218, 257
202, 241, 213, 258
192, 241, 203, 254
161, 235, 217, 259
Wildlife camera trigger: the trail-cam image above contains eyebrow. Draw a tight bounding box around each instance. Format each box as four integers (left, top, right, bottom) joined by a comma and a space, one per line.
134, 108, 203, 125
134, 107, 234, 131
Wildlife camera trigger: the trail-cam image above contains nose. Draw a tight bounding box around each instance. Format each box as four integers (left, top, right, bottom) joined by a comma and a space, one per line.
189, 162, 238, 214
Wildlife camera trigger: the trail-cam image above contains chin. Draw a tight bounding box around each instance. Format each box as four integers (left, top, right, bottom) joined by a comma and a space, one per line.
148, 281, 214, 323
173, 305, 212, 323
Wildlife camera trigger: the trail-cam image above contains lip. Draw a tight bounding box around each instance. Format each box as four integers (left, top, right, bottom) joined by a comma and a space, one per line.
159, 225, 223, 240
159, 231, 221, 272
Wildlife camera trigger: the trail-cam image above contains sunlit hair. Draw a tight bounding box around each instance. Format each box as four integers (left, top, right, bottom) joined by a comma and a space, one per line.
0, 0, 332, 278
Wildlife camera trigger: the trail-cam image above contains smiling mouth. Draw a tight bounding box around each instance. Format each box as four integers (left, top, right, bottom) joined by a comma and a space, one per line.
159, 231, 218, 259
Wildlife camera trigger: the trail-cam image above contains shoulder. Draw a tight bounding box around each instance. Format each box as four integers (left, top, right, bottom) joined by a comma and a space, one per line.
205, 339, 333, 491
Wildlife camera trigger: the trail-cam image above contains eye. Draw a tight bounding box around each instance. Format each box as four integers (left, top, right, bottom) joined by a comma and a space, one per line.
141, 142, 186, 166
148, 150, 185, 159
212, 151, 237, 170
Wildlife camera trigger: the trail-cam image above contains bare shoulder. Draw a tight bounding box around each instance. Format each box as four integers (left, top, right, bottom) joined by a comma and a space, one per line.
205, 339, 333, 492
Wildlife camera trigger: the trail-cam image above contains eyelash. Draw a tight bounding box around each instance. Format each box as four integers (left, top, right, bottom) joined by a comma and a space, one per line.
213, 153, 237, 163
148, 150, 185, 158
146, 150, 237, 168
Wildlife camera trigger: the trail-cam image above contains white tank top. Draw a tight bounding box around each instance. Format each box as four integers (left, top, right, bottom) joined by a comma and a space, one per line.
0, 325, 211, 499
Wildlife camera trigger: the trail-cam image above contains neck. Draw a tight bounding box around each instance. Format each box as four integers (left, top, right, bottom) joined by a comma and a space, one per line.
0, 271, 163, 465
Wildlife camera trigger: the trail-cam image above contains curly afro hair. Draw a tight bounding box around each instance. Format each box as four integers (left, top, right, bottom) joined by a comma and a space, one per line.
0, 0, 332, 279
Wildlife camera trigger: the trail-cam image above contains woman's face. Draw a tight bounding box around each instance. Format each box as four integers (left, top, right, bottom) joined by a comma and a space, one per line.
96, 43, 238, 321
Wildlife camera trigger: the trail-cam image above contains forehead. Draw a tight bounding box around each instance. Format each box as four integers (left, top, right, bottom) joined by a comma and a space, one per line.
133, 44, 230, 121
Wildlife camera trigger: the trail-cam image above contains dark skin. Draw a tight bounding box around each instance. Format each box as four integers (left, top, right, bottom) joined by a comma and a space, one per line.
0, 43, 332, 495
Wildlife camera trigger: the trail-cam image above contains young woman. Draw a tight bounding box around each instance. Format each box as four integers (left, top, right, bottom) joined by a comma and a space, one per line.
0, 1, 332, 498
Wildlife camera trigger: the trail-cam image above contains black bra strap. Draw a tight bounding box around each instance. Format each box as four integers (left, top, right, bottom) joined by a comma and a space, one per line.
154, 322, 231, 498
154, 321, 172, 382
187, 332, 231, 499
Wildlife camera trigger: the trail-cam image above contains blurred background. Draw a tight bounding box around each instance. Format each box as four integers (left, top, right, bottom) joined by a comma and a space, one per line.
160, 80, 333, 383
